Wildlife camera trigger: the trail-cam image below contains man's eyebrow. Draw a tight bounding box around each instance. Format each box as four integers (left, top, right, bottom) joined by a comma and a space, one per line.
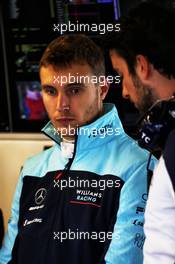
41, 84, 54, 89
41, 82, 86, 90
65, 82, 85, 88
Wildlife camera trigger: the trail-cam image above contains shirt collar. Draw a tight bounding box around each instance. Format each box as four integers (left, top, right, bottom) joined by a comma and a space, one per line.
42, 103, 124, 149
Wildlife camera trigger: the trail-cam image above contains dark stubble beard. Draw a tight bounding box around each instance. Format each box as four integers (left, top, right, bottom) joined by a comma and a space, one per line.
56, 88, 102, 139
132, 74, 158, 114
61, 88, 103, 139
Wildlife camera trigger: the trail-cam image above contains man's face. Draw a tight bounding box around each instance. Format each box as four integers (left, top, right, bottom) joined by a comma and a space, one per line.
110, 50, 157, 113
40, 64, 108, 139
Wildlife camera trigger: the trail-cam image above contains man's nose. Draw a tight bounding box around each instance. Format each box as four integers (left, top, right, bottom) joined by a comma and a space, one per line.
56, 93, 69, 112
122, 84, 130, 99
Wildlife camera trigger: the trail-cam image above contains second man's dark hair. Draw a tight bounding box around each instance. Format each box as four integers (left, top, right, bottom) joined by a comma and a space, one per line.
105, 2, 175, 79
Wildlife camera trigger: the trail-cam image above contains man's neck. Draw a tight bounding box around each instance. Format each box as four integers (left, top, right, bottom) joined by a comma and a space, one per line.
151, 69, 175, 100
62, 136, 75, 143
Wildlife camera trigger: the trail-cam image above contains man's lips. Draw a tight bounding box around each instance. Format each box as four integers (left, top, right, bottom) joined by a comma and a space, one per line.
56, 117, 74, 121
55, 117, 75, 124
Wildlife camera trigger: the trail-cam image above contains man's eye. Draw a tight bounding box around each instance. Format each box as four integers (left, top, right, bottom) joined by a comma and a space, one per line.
44, 87, 57, 96
120, 75, 123, 82
68, 87, 80, 95
118, 72, 123, 79
115, 69, 122, 78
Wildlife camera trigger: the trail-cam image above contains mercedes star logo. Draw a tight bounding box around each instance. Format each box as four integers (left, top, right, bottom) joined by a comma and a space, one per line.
35, 188, 47, 205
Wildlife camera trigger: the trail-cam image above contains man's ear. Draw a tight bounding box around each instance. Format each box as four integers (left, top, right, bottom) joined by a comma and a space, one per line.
100, 80, 110, 100
135, 55, 151, 80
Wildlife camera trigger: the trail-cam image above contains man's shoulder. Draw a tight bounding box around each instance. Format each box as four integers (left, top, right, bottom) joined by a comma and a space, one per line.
163, 129, 175, 190
110, 132, 157, 180
119, 132, 154, 163
164, 129, 175, 155
163, 129, 175, 165
21, 144, 57, 176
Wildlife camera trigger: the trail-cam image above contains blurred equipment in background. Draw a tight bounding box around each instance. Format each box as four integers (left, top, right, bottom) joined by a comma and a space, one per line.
0, 0, 141, 138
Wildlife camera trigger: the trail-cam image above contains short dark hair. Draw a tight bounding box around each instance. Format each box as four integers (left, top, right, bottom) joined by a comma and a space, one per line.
105, 2, 175, 79
39, 34, 105, 78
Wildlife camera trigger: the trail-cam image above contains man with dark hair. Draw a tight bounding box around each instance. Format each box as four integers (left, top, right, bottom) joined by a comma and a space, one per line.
106, 2, 175, 263
107, 2, 175, 113
0, 34, 155, 264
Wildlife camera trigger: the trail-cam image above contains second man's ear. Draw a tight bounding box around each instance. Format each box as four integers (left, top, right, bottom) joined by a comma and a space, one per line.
135, 54, 151, 81
100, 80, 110, 100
